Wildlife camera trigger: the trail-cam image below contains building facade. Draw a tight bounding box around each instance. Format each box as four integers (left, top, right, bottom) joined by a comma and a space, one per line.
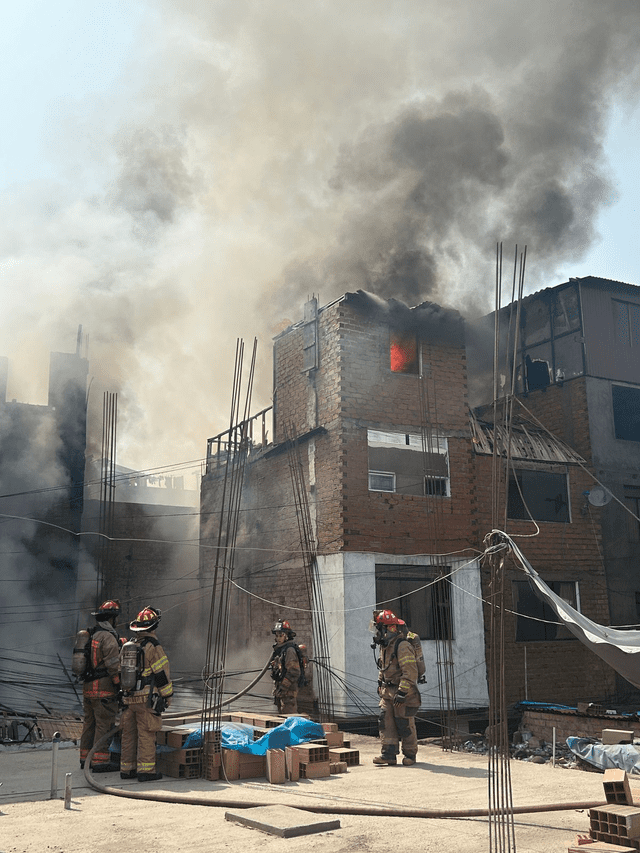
201, 288, 618, 716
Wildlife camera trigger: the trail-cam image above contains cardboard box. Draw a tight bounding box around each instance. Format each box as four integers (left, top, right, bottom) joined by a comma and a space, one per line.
602, 729, 635, 745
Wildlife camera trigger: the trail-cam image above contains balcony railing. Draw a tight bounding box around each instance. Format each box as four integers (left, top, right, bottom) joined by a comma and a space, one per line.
205, 406, 272, 474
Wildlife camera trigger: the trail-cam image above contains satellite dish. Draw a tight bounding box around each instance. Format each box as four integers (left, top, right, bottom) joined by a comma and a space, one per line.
587, 487, 612, 507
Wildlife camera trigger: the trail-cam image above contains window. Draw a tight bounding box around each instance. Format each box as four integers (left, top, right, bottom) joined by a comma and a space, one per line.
624, 485, 640, 541
376, 564, 453, 640
507, 469, 570, 523
390, 331, 418, 374
612, 385, 640, 442
369, 471, 395, 492
512, 579, 578, 641
368, 430, 450, 497
613, 299, 640, 348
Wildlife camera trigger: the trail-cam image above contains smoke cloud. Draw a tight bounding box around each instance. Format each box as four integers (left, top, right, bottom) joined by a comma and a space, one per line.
1, 0, 639, 470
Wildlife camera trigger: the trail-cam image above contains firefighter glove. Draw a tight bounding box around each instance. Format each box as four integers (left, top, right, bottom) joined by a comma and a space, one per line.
393, 690, 407, 706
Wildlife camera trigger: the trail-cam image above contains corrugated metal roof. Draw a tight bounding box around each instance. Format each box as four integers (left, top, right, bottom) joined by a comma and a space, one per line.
470, 410, 585, 464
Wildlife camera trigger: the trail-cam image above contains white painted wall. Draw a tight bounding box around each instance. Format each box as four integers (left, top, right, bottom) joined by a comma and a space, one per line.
316, 552, 489, 716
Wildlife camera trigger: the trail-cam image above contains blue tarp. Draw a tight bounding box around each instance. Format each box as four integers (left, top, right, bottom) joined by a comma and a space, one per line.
182, 716, 325, 755
567, 737, 640, 774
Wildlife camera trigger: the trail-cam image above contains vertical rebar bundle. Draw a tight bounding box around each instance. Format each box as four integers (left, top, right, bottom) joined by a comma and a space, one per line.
418, 364, 459, 749
200, 339, 257, 770
484, 244, 528, 852
285, 427, 335, 722
96, 392, 117, 603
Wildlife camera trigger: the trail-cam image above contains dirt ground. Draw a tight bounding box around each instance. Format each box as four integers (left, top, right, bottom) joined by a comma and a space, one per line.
0, 735, 614, 853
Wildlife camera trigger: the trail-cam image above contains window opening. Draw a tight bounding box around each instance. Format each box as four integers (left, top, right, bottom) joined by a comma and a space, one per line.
368, 430, 449, 497
624, 485, 640, 541
376, 564, 453, 640
612, 385, 640, 442
613, 299, 640, 348
368, 471, 396, 492
390, 331, 418, 374
507, 469, 570, 523
512, 579, 578, 641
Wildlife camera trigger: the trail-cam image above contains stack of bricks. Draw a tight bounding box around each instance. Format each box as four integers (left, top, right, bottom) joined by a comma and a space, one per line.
294, 744, 331, 779
156, 725, 201, 779
588, 805, 640, 850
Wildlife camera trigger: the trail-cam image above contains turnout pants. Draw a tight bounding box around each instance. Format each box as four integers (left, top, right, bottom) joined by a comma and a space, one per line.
378, 697, 419, 759
80, 695, 118, 766
274, 686, 298, 716
120, 702, 162, 775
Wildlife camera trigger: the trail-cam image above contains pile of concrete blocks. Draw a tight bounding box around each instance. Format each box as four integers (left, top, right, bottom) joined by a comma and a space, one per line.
155, 715, 359, 784
568, 770, 640, 852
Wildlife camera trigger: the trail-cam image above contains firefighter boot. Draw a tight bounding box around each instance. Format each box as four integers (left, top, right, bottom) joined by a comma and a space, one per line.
137, 772, 163, 782
402, 754, 417, 766
373, 749, 398, 766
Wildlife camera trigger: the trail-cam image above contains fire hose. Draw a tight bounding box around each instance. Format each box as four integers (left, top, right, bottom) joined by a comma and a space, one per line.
83, 654, 607, 817
83, 729, 606, 818
161, 655, 274, 723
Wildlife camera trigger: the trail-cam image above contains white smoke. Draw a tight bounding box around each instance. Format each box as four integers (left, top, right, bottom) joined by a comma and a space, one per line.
1, 0, 639, 471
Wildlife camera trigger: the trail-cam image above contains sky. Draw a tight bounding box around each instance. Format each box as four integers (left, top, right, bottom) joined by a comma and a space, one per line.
1, 0, 639, 475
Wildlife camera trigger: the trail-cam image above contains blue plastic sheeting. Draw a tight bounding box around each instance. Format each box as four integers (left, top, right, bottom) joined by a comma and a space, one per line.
566, 737, 640, 774
515, 701, 578, 712
182, 716, 325, 755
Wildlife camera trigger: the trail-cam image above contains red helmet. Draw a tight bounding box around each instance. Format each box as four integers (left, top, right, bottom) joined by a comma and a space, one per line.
272, 619, 295, 638
374, 609, 406, 628
92, 599, 121, 618
130, 606, 161, 632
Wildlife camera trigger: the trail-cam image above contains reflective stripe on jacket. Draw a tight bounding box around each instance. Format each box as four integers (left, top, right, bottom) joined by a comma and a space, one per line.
123, 631, 173, 705
83, 623, 122, 699
378, 637, 420, 702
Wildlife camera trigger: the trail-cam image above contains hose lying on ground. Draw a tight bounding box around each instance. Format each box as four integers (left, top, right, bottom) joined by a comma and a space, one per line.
83, 728, 607, 819
161, 656, 273, 723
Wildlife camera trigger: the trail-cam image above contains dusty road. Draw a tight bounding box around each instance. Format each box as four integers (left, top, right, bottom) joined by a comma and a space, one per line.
0, 735, 610, 853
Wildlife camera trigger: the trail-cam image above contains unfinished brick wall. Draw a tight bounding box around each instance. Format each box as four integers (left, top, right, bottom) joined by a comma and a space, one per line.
201, 292, 617, 713
521, 709, 636, 744
473, 448, 615, 706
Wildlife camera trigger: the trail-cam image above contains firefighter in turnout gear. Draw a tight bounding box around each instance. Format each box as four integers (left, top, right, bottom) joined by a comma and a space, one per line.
270, 619, 302, 716
372, 610, 421, 766
79, 599, 123, 772
119, 606, 173, 782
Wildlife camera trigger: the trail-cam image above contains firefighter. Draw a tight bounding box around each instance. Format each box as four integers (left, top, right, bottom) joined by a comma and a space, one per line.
372, 609, 421, 766
270, 619, 302, 716
79, 599, 123, 772
119, 606, 173, 782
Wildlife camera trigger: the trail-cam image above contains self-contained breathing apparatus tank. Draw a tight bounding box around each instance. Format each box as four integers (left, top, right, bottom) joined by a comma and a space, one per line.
72, 628, 92, 677
120, 639, 143, 691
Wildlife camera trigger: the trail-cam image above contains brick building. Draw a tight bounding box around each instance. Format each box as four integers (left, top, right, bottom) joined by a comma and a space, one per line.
468, 275, 640, 701
200, 289, 618, 717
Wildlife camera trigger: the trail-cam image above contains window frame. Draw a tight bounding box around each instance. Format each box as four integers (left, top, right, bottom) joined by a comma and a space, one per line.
507, 466, 571, 523
375, 563, 454, 641
368, 470, 396, 493
368, 429, 450, 498
512, 579, 580, 642
612, 384, 640, 442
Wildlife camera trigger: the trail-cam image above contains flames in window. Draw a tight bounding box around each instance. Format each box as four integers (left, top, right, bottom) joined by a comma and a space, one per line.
390, 331, 418, 373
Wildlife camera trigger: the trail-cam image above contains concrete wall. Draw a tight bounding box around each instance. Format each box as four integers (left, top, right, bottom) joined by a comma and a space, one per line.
318, 551, 489, 716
